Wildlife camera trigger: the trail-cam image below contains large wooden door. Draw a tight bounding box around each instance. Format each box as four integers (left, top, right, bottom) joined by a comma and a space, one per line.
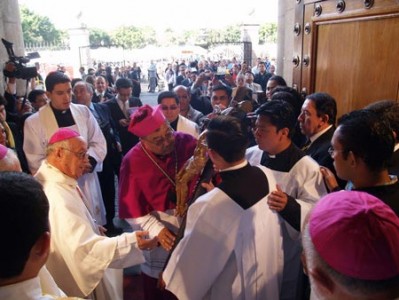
292, 0, 399, 118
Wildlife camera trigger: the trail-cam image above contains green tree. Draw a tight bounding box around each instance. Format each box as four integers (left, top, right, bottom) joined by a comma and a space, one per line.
259, 22, 277, 44
89, 28, 112, 47
222, 25, 241, 43
141, 26, 158, 46
112, 26, 146, 49
20, 6, 62, 45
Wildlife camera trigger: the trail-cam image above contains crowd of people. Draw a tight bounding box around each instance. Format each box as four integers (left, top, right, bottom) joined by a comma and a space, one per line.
0, 54, 399, 300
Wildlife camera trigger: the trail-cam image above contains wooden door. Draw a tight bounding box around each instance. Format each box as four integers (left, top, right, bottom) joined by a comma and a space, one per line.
292, 0, 399, 118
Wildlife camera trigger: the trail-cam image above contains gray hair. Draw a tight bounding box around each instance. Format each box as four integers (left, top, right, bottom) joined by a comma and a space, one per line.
46, 140, 70, 157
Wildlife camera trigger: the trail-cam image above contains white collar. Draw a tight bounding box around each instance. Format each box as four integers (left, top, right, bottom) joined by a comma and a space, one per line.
309, 124, 333, 143
220, 160, 248, 173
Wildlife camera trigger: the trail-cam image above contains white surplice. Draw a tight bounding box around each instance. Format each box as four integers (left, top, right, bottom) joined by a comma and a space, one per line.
23, 103, 107, 225
164, 166, 284, 300
35, 161, 145, 300
176, 115, 199, 138
246, 146, 327, 300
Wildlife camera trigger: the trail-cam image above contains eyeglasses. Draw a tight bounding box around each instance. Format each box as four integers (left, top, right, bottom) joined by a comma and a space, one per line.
328, 146, 346, 157
61, 148, 88, 159
161, 105, 178, 111
143, 127, 174, 147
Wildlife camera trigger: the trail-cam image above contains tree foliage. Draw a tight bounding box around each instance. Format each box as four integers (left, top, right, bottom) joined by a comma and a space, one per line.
20, 6, 62, 45
111, 26, 147, 49
89, 28, 112, 47
19, 7, 277, 49
259, 22, 277, 44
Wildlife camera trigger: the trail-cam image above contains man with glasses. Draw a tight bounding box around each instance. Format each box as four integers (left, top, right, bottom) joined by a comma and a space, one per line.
157, 91, 199, 138
119, 104, 197, 300
23, 71, 107, 226
34, 128, 156, 300
320, 109, 399, 215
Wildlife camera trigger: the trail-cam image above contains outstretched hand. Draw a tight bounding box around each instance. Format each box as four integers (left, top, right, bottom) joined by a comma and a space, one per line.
157, 228, 176, 251
136, 231, 159, 251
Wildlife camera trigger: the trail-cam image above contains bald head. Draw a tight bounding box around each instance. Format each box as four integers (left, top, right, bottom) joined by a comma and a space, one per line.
0, 146, 22, 172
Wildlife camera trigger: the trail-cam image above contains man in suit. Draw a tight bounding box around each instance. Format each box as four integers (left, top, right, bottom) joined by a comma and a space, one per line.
104, 78, 142, 155
91, 76, 114, 103
298, 92, 345, 188
157, 91, 199, 138
73, 81, 123, 235
254, 61, 272, 92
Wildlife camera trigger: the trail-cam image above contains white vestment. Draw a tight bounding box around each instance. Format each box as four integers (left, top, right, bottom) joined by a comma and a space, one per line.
164, 166, 284, 300
35, 161, 145, 300
0, 276, 65, 300
24, 103, 107, 224
0, 268, 71, 300
246, 146, 327, 300
177, 115, 199, 138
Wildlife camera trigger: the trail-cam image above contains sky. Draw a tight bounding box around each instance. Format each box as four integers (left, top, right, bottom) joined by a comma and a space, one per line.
18, 0, 278, 32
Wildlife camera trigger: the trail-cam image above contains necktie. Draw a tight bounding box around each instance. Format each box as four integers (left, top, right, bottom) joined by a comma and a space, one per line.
123, 102, 129, 118
301, 140, 311, 152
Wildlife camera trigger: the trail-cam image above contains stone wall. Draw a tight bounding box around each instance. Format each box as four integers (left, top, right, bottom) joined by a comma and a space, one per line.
277, 0, 295, 86
0, 0, 24, 94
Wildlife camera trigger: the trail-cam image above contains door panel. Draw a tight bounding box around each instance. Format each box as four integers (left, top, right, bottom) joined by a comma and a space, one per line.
293, 0, 399, 118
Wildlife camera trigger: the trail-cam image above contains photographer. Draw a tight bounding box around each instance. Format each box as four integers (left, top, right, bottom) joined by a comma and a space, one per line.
1, 62, 31, 173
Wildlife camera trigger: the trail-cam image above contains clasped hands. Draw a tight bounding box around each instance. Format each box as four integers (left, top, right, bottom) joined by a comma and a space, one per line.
135, 228, 176, 252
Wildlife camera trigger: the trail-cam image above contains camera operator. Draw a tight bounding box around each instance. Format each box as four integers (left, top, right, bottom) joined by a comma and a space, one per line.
1, 62, 30, 173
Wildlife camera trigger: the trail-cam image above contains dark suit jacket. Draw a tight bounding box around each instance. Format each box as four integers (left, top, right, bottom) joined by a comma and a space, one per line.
104, 97, 142, 154
92, 90, 114, 103
305, 126, 346, 188
92, 103, 120, 153
305, 126, 335, 168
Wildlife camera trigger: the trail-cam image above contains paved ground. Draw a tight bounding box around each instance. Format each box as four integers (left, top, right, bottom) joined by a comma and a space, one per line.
138, 82, 162, 107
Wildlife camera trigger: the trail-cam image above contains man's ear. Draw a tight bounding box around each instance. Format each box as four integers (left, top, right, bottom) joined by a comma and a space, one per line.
347, 151, 357, 167
320, 114, 330, 126
31, 231, 50, 262
308, 266, 335, 296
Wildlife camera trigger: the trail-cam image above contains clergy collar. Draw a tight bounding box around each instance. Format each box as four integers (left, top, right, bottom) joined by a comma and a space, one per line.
263, 143, 293, 159
220, 159, 248, 173
50, 102, 70, 115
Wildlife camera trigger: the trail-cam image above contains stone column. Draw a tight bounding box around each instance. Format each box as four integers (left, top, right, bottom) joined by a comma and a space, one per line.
277, 0, 295, 86
0, 0, 25, 94
68, 26, 91, 78
241, 24, 259, 67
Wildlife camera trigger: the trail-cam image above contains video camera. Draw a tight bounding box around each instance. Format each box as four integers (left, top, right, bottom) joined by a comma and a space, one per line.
2, 38, 39, 80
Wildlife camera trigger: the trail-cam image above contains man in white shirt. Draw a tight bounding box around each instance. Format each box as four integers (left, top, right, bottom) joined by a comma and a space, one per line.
164, 115, 284, 299
24, 71, 107, 225
34, 128, 157, 300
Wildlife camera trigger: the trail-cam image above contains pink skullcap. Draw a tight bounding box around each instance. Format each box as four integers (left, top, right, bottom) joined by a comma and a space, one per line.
128, 104, 165, 137
48, 128, 80, 145
309, 191, 399, 280
0, 144, 8, 160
